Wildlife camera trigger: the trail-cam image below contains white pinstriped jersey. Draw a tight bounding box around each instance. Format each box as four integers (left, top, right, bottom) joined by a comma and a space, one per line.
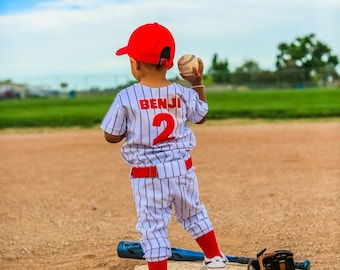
101, 82, 208, 167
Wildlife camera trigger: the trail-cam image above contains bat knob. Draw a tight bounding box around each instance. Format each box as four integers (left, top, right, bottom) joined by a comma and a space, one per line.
303, 259, 311, 270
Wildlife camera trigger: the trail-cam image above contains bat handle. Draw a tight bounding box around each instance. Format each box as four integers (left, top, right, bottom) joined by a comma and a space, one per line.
294, 259, 310, 270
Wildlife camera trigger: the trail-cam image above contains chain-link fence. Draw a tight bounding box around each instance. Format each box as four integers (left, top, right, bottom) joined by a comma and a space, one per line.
1, 74, 131, 92
213, 67, 339, 89
1, 68, 339, 98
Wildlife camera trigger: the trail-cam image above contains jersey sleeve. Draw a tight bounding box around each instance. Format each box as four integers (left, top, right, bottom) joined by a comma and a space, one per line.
100, 94, 127, 136
186, 89, 208, 123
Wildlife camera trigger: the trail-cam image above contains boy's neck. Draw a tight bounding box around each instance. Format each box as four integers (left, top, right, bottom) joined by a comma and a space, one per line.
138, 71, 172, 88
138, 80, 172, 88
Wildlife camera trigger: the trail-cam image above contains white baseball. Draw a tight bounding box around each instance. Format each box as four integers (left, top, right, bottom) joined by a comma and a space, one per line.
177, 54, 199, 76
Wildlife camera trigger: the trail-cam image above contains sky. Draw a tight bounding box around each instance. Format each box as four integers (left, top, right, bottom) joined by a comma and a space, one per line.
0, 0, 339, 89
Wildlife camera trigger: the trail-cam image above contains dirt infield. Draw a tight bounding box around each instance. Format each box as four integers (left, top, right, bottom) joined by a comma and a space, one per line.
0, 121, 339, 270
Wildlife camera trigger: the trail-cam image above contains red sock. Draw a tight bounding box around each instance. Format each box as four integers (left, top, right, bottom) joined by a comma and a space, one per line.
147, 259, 167, 270
195, 230, 222, 258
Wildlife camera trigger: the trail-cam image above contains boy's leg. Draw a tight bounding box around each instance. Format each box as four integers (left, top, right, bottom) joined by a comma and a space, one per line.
172, 173, 224, 258
147, 260, 167, 270
191, 224, 227, 269
195, 230, 223, 258
173, 173, 213, 238
131, 178, 172, 264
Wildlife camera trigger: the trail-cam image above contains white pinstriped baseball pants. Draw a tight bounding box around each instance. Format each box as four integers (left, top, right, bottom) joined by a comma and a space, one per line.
130, 168, 213, 262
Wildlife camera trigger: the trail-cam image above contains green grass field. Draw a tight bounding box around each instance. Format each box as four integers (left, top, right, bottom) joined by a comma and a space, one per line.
206, 88, 340, 119
0, 88, 339, 129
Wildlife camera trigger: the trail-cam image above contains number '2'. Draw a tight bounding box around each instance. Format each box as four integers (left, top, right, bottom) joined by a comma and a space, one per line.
152, 113, 175, 145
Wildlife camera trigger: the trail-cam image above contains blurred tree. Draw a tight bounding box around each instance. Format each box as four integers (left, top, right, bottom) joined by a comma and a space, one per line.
276, 33, 339, 87
256, 70, 277, 87
207, 53, 230, 83
232, 60, 277, 88
232, 60, 260, 86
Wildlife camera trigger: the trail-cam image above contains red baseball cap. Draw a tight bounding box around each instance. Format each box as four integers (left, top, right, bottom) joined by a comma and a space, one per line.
116, 22, 175, 68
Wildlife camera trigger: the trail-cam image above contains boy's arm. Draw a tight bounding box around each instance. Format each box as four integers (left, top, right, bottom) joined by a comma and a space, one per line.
191, 85, 206, 102
191, 84, 207, 124
180, 58, 205, 94
180, 58, 207, 124
180, 57, 205, 99
104, 132, 125, 143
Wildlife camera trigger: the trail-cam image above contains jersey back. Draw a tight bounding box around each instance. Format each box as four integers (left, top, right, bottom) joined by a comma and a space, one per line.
101, 82, 208, 166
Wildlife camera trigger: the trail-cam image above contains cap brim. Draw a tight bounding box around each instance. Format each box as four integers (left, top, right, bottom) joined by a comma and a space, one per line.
116, 46, 128, 56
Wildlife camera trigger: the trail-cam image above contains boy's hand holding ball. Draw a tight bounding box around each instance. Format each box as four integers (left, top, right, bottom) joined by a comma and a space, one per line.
177, 54, 204, 86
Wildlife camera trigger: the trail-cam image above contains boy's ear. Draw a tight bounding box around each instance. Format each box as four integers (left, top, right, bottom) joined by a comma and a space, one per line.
136, 61, 142, 70
129, 57, 141, 70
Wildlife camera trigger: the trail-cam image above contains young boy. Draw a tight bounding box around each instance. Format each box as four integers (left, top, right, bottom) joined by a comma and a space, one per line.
101, 22, 227, 270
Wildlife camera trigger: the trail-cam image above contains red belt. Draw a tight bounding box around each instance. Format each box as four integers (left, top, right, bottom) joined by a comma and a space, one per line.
131, 157, 192, 178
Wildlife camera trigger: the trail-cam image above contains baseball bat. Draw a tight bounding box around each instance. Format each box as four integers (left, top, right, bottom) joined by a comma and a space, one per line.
117, 240, 310, 270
